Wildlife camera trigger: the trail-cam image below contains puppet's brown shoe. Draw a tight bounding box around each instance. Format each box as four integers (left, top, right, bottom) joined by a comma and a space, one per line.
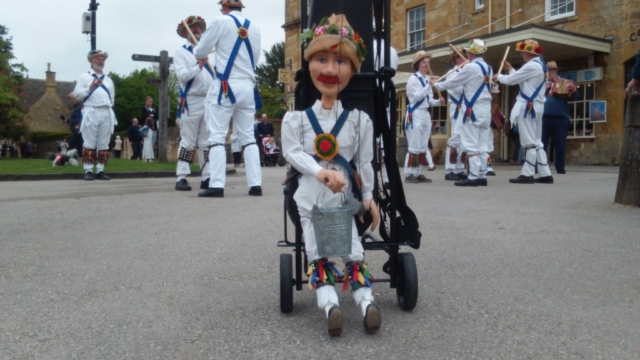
327, 306, 343, 336
363, 304, 381, 334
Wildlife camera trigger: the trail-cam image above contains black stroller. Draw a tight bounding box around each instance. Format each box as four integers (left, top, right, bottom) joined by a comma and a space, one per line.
278, 0, 421, 313
262, 136, 286, 167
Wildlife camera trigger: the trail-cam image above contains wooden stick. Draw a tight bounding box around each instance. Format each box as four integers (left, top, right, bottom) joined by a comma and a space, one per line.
181, 20, 215, 74
448, 44, 468, 61
496, 46, 510, 75
436, 60, 469, 82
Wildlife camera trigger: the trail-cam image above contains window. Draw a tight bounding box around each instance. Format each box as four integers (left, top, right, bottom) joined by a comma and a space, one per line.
407, 6, 425, 51
430, 93, 448, 137
567, 82, 595, 138
546, 0, 576, 21
475, 0, 485, 10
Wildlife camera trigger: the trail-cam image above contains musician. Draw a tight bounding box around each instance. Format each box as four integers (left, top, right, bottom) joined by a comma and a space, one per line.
282, 14, 380, 336
173, 15, 214, 191
541, 61, 578, 174
72, 50, 117, 181
443, 48, 468, 181
433, 39, 492, 186
404, 51, 443, 183
495, 39, 553, 184
194, 0, 262, 198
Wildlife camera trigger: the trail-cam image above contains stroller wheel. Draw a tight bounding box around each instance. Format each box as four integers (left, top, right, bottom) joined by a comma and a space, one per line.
280, 254, 294, 313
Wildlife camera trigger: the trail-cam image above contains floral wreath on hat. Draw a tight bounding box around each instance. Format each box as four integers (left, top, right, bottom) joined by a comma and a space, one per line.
464, 38, 487, 54
177, 16, 205, 37
300, 16, 367, 62
516, 40, 543, 55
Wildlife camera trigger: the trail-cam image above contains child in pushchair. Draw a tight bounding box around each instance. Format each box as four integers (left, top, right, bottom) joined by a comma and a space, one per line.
262, 136, 285, 167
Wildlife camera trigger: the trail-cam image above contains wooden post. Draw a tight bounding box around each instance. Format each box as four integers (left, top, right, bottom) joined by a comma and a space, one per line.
615, 94, 640, 206
158, 50, 170, 162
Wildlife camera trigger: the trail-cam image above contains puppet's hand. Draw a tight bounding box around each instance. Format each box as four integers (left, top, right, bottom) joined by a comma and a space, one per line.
359, 199, 379, 231
316, 169, 345, 193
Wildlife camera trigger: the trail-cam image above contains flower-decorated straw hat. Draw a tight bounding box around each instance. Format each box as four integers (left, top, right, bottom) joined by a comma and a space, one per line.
300, 14, 367, 73
516, 39, 543, 55
218, 0, 245, 8
547, 61, 559, 69
176, 16, 206, 38
411, 51, 432, 70
464, 38, 487, 55
87, 50, 108, 62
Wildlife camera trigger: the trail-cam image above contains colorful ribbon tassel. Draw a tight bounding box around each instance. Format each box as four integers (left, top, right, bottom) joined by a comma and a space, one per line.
307, 259, 343, 290
343, 261, 374, 291
222, 80, 229, 98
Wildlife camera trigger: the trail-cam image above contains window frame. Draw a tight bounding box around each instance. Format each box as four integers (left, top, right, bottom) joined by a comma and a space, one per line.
545, 0, 576, 22
406, 6, 426, 51
475, 0, 485, 10
566, 81, 596, 139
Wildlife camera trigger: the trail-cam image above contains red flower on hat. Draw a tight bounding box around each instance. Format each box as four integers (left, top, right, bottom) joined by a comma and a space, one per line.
188, 18, 193, 24
535, 46, 544, 54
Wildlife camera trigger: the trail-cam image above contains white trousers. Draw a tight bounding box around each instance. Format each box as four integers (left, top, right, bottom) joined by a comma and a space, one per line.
177, 96, 210, 181
446, 105, 464, 174
404, 108, 431, 177
516, 112, 551, 177
81, 107, 115, 172
486, 129, 494, 172
316, 285, 374, 316
205, 79, 261, 188
459, 102, 491, 180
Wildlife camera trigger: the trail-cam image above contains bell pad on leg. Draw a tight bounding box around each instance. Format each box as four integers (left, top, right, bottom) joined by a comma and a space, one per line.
82, 148, 96, 166
178, 147, 195, 163
343, 261, 374, 291
97, 150, 109, 165
307, 259, 344, 290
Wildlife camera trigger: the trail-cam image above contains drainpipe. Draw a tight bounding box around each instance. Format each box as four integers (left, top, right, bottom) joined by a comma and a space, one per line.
488, 0, 492, 34
506, 0, 511, 28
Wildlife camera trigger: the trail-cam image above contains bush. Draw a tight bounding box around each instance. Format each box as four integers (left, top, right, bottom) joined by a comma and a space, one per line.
28, 131, 72, 143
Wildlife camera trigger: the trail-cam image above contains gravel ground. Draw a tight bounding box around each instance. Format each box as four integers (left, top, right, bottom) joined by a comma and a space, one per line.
0, 165, 638, 359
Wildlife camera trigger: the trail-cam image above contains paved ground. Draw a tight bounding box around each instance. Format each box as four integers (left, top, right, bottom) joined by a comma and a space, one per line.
0, 165, 638, 359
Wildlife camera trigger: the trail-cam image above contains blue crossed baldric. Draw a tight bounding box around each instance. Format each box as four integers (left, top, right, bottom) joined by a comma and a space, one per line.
214, 14, 262, 110
519, 59, 546, 119
448, 71, 463, 120
83, 72, 112, 105
404, 74, 430, 130
462, 62, 492, 124
177, 45, 215, 118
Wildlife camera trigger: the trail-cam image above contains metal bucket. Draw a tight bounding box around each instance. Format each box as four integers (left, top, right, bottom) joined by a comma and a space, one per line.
310, 187, 363, 259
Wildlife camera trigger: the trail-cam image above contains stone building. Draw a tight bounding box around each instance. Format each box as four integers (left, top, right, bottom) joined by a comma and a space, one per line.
282, 0, 638, 165
21, 64, 76, 134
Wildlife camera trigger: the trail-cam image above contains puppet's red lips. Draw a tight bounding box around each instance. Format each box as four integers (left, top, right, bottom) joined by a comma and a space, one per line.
317, 75, 340, 85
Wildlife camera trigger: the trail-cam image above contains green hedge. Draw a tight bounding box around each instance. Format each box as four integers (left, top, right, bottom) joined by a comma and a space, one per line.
28, 131, 72, 143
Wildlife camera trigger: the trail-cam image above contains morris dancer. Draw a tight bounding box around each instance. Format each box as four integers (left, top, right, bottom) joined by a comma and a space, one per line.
433, 39, 492, 186
174, 15, 215, 191
282, 14, 381, 336
72, 50, 117, 181
495, 39, 553, 184
443, 47, 468, 181
404, 51, 443, 183
194, 0, 263, 197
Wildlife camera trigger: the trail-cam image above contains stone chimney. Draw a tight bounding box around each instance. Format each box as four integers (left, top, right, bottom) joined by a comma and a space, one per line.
45, 63, 56, 94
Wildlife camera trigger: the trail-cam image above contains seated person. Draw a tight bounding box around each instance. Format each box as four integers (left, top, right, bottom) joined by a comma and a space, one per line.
281, 14, 380, 337
264, 136, 276, 151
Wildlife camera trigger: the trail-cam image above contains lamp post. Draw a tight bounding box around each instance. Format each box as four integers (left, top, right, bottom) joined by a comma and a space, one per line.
88, 0, 99, 51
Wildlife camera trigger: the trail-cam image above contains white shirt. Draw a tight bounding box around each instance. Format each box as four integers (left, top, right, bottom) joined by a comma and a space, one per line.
406, 72, 442, 110
193, 10, 261, 82
282, 100, 374, 202
446, 69, 464, 103
373, 39, 399, 84
435, 58, 493, 104
497, 57, 546, 105
174, 42, 214, 97
72, 69, 115, 107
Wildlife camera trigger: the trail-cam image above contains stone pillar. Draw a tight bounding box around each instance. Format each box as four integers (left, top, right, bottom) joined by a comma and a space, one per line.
614, 94, 640, 206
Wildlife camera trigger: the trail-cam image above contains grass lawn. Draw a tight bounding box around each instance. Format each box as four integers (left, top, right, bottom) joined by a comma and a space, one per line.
0, 158, 199, 175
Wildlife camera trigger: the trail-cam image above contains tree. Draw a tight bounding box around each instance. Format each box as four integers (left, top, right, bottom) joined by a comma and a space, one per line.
0, 24, 28, 140
110, 67, 179, 133
255, 41, 286, 119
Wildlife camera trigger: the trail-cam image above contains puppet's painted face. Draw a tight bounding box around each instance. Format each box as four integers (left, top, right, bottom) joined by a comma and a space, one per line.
309, 51, 354, 98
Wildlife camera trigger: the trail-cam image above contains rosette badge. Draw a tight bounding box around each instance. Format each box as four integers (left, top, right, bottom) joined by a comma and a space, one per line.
314, 133, 339, 161
300, 14, 367, 72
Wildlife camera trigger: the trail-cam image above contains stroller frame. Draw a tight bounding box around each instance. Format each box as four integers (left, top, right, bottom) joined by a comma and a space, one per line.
278, 0, 421, 313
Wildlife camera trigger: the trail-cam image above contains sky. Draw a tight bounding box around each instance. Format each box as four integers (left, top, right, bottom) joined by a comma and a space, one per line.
0, 0, 285, 82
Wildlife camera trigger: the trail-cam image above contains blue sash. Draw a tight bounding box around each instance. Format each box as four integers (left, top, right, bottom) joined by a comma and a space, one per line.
404, 74, 430, 130
462, 62, 492, 124
214, 14, 262, 110
519, 59, 546, 119
83, 72, 111, 104
177, 45, 215, 118
304, 107, 354, 181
